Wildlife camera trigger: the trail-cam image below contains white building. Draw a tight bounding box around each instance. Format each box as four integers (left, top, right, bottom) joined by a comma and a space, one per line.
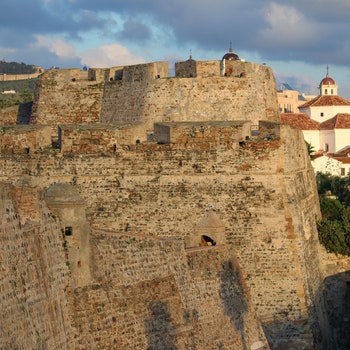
298, 72, 350, 123
312, 155, 342, 176
281, 70, 350, 176
319, 113, 350, 153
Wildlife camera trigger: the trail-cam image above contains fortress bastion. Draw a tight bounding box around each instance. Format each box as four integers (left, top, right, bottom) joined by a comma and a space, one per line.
0, 57, 339, 349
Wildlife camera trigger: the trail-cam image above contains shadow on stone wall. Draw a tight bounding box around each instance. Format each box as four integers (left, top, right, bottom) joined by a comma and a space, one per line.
16, 102, 32, 124
324, 270, 350, 349
145, 300, 178, 350
220, 259, 248, 350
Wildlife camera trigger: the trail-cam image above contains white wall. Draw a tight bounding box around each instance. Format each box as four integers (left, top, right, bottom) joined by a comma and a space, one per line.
320, 129, 335, 153
312, 156, 342, 176
334, 129, 350, 153
302, 129, 320, 152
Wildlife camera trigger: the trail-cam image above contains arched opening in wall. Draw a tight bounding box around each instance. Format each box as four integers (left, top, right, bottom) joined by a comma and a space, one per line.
65, 227, 73, 236
325, 143, 329, 152
136, 139, 140, 145
25, 147, 30, 154
113, 144, 117, 152
201, 235, 216, 246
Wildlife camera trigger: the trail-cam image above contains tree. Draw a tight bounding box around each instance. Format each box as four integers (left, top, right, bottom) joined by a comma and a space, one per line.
305, 141, 315, 160
317, 219, 350, 255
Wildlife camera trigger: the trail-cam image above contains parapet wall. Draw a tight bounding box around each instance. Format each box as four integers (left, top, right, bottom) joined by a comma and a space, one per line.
31, 69, 104, 128
30, 60, 279, 143
175, 59, 221, 77
101, 61, 279, 141
153, 120, 251, 145
0, 125, 52, 154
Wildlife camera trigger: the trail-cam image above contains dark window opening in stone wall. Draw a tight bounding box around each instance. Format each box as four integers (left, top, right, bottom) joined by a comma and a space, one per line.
201, 235, 216, 246
65, 227, 73, 236
147, 133, 154, 142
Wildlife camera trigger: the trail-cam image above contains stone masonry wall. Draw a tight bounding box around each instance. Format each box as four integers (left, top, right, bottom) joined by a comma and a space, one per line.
31, 69, 104, 129
100, 62, 279, 141
0, 181, 269, 350
0, 123, 327, 348
0, 125, 52, 154
68, 230, 268, 349
0, 184, 72, 349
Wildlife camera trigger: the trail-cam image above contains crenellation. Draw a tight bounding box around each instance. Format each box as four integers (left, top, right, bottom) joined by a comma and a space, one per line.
0, 56, 340, 349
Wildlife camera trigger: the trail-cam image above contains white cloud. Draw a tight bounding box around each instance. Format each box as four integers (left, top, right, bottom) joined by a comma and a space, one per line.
33, 35, 77, 59
80, 43, 146, 68
258, 3, 320, 47
30, 36, 146, 68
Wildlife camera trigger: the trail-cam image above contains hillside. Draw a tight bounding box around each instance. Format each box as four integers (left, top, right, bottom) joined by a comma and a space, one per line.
0, 60, 36, 74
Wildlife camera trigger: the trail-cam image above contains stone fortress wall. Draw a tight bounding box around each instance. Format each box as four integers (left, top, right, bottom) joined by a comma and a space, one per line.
0, 57, 344, 349
30, 60, 278, 143
0, 66, 44, 82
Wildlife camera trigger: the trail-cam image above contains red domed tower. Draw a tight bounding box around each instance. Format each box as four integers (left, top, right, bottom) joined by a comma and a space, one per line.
319, 66, 338, 96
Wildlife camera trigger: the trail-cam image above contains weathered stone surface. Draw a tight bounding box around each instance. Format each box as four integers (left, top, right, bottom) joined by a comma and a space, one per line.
1, 58, 346, 349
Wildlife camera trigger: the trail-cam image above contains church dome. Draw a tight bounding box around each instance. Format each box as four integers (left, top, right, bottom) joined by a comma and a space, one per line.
320, 74, 335, 86
222, 46, 240, 61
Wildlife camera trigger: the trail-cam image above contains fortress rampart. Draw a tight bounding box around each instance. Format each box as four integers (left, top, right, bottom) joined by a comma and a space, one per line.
30, 60, 279, 144
0, 58, 340, 349
0, 66, 44, 82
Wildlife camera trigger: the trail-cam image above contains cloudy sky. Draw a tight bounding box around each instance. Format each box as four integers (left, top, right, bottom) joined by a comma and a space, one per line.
1, 0, 350, 98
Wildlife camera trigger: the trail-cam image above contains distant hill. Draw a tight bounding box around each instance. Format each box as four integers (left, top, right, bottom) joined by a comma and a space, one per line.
0, 61, 37, 74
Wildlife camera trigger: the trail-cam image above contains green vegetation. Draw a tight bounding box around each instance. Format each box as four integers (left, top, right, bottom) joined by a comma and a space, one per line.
0, 60, 37, 74
316, 172, 350, 255
0, 61, 39, 109
0, 79, 36, 109
305, 141, 315, 160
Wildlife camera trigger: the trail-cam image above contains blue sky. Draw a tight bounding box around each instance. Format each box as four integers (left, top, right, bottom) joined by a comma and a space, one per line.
1, 0, 350, 98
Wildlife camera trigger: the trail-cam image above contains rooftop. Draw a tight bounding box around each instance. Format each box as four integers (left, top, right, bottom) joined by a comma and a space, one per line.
298, 95, 350, 109
281, 113, 319, 130
320, 113, 350, 130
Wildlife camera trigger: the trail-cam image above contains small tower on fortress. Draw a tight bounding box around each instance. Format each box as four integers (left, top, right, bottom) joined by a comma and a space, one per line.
185, 210, 226, 248
45, 183, 91, 287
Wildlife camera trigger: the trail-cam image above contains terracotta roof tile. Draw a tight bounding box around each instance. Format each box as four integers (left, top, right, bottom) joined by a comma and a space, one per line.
334, 146, 350, 157
333, 157, 350, 164
320, 113, 350, 129
281, 113, 319, 130
298, 95, 350, 109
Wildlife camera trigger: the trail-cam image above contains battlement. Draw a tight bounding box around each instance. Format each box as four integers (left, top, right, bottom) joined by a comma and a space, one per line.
154, 120, 251, 145
0, 56, 334, 349
0, 120, 281, 155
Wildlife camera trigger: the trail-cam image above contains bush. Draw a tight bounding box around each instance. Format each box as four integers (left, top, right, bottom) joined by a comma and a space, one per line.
316, 174, 350, 255
317, 218, 350, 255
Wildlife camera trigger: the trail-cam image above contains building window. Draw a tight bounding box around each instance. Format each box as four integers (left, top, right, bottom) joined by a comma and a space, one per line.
341, 168, 345, 176
325, 89, 328, 95
324, 143, 329, 152
331, 89, 334, 95
65, 227, 73, 236
320, 112, 324, 117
